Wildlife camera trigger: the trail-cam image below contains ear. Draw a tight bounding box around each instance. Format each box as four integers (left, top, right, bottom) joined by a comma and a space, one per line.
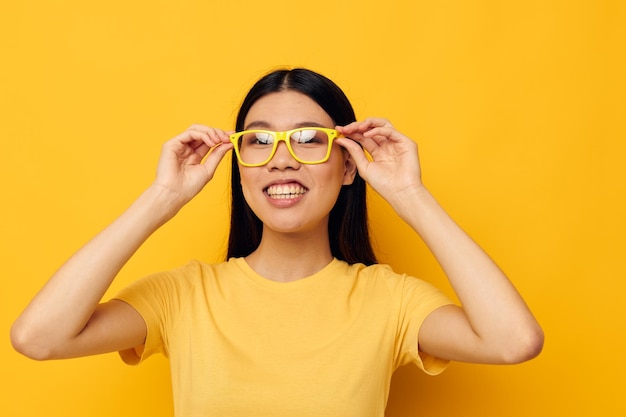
342, 151, 358, 185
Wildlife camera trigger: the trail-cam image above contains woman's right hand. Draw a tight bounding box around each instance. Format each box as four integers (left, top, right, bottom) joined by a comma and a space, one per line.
11, 125, 234, 361
153, 125, 233, 205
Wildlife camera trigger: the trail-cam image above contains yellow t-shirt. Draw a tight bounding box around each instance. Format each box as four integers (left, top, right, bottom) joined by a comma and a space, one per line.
114, 258, 453, 417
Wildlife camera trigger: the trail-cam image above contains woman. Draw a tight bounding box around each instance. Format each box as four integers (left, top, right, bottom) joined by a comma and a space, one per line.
11, 68, 543, 416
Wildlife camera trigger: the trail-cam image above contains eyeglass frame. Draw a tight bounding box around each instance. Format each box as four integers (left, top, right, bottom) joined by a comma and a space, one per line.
229, 127, 341, 167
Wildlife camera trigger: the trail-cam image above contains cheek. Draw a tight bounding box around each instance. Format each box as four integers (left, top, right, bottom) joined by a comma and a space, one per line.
238, 169, 257, 202
324, 151, 350, 184
314, 161, 348, 198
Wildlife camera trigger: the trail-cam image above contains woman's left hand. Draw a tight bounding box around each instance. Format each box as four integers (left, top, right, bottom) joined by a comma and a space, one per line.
336, 118, 423, 201
339, 119, 544, 365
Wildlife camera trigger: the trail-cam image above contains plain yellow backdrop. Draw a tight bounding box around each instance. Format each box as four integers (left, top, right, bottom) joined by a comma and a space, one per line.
1, 0, 624, 416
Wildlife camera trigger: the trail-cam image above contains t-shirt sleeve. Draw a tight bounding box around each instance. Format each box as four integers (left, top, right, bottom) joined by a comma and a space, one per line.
112, 261, 200, 365
395, 275, 455, 375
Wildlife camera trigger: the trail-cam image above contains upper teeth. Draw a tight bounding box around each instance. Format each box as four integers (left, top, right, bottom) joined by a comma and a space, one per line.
266, 184, 307, 198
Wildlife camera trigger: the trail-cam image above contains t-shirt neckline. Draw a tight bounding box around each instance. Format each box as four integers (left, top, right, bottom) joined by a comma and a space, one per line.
230, 257, 345, 289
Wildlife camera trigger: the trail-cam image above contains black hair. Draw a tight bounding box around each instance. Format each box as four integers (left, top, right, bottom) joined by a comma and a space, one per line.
226, 68, 377, 265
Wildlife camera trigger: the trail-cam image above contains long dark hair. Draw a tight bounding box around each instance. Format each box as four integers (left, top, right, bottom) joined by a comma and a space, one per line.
226, 68, 377, 265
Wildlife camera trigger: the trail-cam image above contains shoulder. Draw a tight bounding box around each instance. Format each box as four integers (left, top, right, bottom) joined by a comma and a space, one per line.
340, 261, 451, 304
116, 259, 234, 298
336, 261, 414, 295
341, 260, 408, 285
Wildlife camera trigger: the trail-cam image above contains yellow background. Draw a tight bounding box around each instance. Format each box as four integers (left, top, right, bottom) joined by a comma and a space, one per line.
1, 0, 624, 415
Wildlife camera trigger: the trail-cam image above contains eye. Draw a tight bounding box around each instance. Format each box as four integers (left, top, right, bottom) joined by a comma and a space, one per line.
252, 132, 274, 145
291, 129, 320, 144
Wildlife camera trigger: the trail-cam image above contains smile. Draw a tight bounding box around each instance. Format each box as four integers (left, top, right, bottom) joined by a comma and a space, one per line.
265, 183, 308, 199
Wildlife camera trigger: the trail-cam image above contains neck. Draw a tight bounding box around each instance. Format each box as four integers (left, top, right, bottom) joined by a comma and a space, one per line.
245, 228, 333, 282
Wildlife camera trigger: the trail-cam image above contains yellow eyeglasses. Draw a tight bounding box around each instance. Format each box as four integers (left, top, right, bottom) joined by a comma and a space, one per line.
229, 127, 340, 167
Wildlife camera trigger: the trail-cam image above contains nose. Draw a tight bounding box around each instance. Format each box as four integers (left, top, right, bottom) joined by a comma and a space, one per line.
266, 141, 300, 170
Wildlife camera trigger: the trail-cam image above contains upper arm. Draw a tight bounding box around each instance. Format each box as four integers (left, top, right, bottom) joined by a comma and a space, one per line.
418, 304, 490, 364
55, 300, 147, 360
419, 304, 544, 365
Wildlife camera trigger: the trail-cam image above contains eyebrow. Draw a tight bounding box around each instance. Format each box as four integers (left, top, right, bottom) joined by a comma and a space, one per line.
243, 121, 328, 130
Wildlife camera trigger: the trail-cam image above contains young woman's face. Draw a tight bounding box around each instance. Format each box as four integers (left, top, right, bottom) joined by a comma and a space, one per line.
238, 90, 356, 235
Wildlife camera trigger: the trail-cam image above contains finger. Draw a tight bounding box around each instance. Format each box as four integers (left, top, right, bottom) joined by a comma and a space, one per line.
336, 121, 374, 135
187, 124, 233, 142
161, 132, 209, 164
336, 121, 370, 136
336, 130, 381, 156
363, 127, 395, 146
363, 126, 398, 139
179, 131, 214, 159
336, 138, 371, 173
361, 117, 393, 129
337, 121, 395, 150
162, 131, 226, 165
187, 124, 229, 136
202, 142, 234, 177
337, 118, 393, 134
336, 117, 393, 130
363, 127, 415, 148
186, 125, 232, 146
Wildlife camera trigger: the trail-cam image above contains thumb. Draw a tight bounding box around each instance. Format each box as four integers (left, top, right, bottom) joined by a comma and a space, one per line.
202, 143, 234, 179
336, 138, 370, 175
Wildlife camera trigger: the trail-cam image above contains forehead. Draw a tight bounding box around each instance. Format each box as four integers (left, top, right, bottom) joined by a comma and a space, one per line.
244, 91, 334, 129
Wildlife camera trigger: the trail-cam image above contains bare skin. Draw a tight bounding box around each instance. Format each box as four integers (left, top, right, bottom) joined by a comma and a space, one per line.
337, 118, 543, 363
11, 91, 543, 365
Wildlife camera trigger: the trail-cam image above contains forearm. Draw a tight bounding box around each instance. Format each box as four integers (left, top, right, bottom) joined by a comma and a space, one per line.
390, 185, 542, 357
338, 119, 541, 362
11, 184, 181, 355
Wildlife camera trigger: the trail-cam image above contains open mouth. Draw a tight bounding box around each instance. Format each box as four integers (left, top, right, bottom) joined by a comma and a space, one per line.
265, 183, 308, 199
